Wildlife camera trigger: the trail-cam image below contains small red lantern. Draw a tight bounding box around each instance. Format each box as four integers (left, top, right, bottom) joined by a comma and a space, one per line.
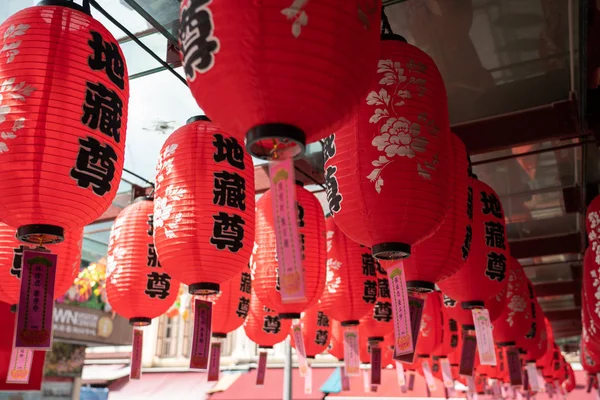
0, 3, 128, 244
433, 293, 461, 359
253, 183, 326, 319
441, 289, 505, 330
244, 290, 291, 348
438, 178, 510, 309
291, 301, 331, 358
204, 264, 251, 338
359, 261, 393, 341
0, 223, 83, 306
245, 292, 290, 349
325, 37, 452, 260
403, 133, 471, 291
415, 292, 442, 358
178, 0, 381, 160
106, 198, 179, 325
320, 217, 376, 326
523, 300, 548, 362
329, 319, 345, 360
153, 117, 255, 295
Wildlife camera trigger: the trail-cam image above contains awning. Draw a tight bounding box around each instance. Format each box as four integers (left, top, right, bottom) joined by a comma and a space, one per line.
209, 367, 334, 400
82, 364, 129, 385
108, 371, 215, 400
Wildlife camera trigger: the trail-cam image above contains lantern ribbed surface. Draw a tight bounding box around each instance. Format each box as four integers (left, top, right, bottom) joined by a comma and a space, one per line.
325, 37, 452, 260
415, 292, 442, 358
106, 199, 179, 325
320, 217, 376, 325
179, 0, 381, 159
0, 222, 83, 305
253, 184, 326, 319
438, 178, 510, 308
328, 319, 345, 360
244, 290, 290, 348
153, 118, 255, 295
0, 4, 128, 239
204, 263, 251, 337
359, 259, 393, 340
523, 300, 548, 362
403, 133, 470, 291
291, 301, 331, 358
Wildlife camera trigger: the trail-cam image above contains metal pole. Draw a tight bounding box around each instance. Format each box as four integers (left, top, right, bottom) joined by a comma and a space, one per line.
283, 336, 293, 400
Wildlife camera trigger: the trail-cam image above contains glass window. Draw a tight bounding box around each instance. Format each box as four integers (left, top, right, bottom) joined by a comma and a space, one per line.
182, 316, 193, 358
156, 315, 179, 358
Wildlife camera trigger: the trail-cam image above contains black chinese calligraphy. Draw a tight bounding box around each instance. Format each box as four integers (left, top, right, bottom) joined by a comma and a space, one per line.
147, 214, 154, 237
362, 280, 377, 303
315, 329, 328, 346
324, 165, 343, 214
213, 171, 246, 210
179, 0, 219, 81
443, 295, 457, 307
485, 252, 507, 282
213, 134, 245, 170
373, 301, 392, 322
239, 272, 252, 294
480, 191, 502, 219
361, 253, 377, 277
322, 134, 336, 163
88, 31, 125, 90
145, 271, 172, 299
377, 278, 390, 299
210, 212, 245, 252
461, 225, 472, 260
236, 297, 250, 318
466, 186, 473, 221
82, 81, 123, 143
317, 311, 329, 327
70, 136, 117, 196
263, 315, 281, 334
147, 244, 160, 267
10, 245, 26, 278
297, 203, 305, 228
484, 221, 506, 249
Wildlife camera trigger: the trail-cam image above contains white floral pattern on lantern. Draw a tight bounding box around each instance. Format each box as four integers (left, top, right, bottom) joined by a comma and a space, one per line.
366, 59, 440, 193
281, 0, 309, 38
154, 143, 187, 238
588, 211, 600, 265
325, 258, 342, 293
326, 230, 334, 253
420, 314, 432, 337
1, 24, 29, 64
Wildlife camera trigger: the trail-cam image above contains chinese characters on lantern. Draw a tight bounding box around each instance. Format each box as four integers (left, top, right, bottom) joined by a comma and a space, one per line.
480, 189, 507, 282
323, 135, 343, 213
179, 0, 220, 80
374, 260, 392, 323
10, 245, 26, 278
235, 271, 252, 318
462, 185, 474, 260
263, 315, 281, 334
71, 31, 124, 196
144, 213, 172, 299
314, 311, 329, 346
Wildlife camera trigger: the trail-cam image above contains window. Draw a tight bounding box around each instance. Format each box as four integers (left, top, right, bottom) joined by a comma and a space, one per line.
156, 315, 179, 358
182, 316, 193, 357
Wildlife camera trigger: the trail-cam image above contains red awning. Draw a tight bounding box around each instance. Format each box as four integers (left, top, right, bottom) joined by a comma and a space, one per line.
209, 367, 334, 400
108, 371, 215, 399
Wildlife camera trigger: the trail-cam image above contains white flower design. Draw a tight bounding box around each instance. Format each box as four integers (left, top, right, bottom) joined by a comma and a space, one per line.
326, 258, 342, 293
420, 314, 432, 337
1, 24, 29, 64
0, 76, 34, 153
281, 0, 309, 38
372, 117, 427, 158
155, 144, 188, 238
326, 230, 334, 253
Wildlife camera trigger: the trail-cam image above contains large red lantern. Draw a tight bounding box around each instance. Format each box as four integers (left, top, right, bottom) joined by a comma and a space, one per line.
0, 223, 83, 306
359, 261, 393, 341
106, 198, 179, 325
433, 294, 461, 359
204, 264, 251, 338
325, 37, 451, 261
320, 217, 375, 325
153, 117, 255, 295
178, 0, 381, 160
583, 247, 600, 330
244, 290, 291, 348
253, 183, 326, 319
328, 319, 345, 360
438, 178, 510, 309
415, 292, 442, 358
0, 3, 128, 244
292, 301, 331, 358
403, 133, 471, 291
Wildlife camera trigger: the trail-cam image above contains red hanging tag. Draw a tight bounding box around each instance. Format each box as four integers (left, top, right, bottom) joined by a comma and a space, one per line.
6, 348, 33, 384
507, 347, 523, 386
340, 366, 350, 391
395, 295, 424, 363
304, 367, 312, 394
190, 299, 212, 369
14, 250, 57, 349
459, 334, 477, 376
268, 159, 306, 304
291, 322, 309, 376
386, 263, 413, 358
526, 362, 540, 392
370, 343, 381, 385
408, 372, 415, 391
207, 342, 221, 382
471, 309, 496, 365
130, 328, 143, 380
256, 350, 267, 385
343, 325, 360, 376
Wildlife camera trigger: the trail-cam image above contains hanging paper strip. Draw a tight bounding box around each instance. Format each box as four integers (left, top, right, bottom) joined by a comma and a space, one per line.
471, 309, 496, 366
397, 295, 424, 363
190, 299, 212, 369
408, 372, 415, 391
256, 351, 267, 385
507, 347, 523, 386
130, 328, 143, 380
440, 357, 453, 388
387, 264, 413, 358
207, 342, 221, 382
459, 334, 477, 376
421, 360, 437, 391
371, 345, 381, 385
537, 369, 546, 391
362, 369, 370, 393
340, 366, 350, 391
268, 160, 306, 304
304, 367, 313, 394
395, 361, 406, 386
466, 376, 476, 393
6, 348, 33, 384
14, 250, 57, 349
525, 362, 540, 392
292, 323, 309, 376
491, 380, 502, 397
343, 325, 360, 376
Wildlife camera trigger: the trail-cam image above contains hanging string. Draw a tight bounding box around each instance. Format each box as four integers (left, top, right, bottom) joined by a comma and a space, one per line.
381, 7, 394, 35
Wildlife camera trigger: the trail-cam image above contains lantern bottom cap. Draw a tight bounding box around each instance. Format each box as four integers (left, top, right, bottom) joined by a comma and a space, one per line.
463, 324, 475, 331
307, 356, 315, 360
258, 346, 273, 349
212, 333, 227, 339
461, 301, 485, 310
17, 224, 64, 244
129, 317, 152, 326
368, 336, 385, 343
417, 354, 430, 358
340, 320, 359, 327
279, 313, 301, 319
497, 341, 516, 347
406, 281, 435, 293
189, 282, 220, 295
372, 242, 410, 261
246, 123, 306, 160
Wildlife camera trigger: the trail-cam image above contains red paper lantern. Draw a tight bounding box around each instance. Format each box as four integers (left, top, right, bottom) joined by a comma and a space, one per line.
204, 264, 252, 338
291, 301, 331, 358
178, 0, 381, 160
153, 117, 255, 295
244, 290, 291, 348
441, 289, 505, 330
583, 247, 600, 331
438, 178, 510, 309
0, 3, 128, 243
523, 300, 548, 362
325, 37, 452, 261
415, 292, 442, 358
329, 319, 345, 360
320, 217, 376, 325
253, 183, 326, 319
539, 342, 559, 378
0, 223, 83, 306
433, 293, 461, 359
359, 261, 393, 341
586, 194, 600, 243
403, 133, 471, 291
106, 198, 179, 325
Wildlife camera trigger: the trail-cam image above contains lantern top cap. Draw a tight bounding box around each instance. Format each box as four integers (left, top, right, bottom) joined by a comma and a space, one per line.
38, 0, 91, 15
186, 115, 211, 124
